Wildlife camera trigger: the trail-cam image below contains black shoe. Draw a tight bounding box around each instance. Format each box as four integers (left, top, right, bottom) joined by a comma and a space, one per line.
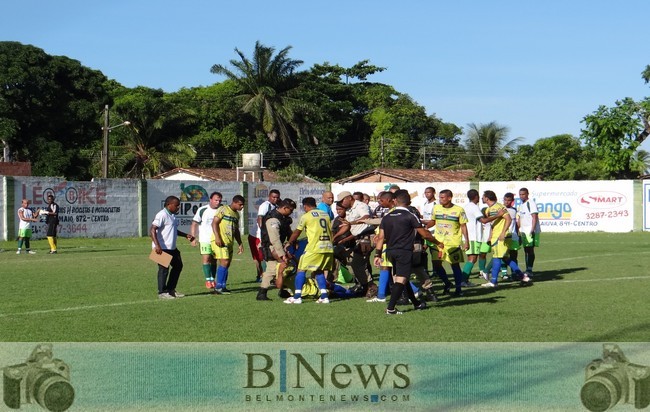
278, 289, 292, 299
221, 287, 233, 294
256, 294, 271, 301
452, 290, 464, 297
414, 301, 427, 310
442, 285, 452, 295
424, 290, 438, 302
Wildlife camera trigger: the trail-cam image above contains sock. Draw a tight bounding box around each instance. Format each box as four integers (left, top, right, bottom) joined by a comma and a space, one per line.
17, 239, 24, 249
378, 269, 391, 299
405, 282, 420, 306
526, 251, 535, 272
223, 267, 229, 287
293, 271, 306, 299
478, 258, 486, 272
434, 265, 452, 288
332, 284, 353, 298
216, 266, 227, 289
47, 237, 55, 251
211, 263, 217, 279
508, 260, 523, 278
486, 259, 493, 272
451, 264, 463, 292
500, 262, 507, 275
202, 264, 212, 281
491, 258, 502, 284
462, 261, 474, 281
52, 237, 57, 250
387, 282, 406, 311
410, 282, 419, 294
315, 274, 328, 299
25, 239, 30, 250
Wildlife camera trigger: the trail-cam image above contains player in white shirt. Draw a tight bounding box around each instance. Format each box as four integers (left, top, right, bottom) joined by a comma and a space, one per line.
190, 192, 222, 289
17, 199, 39, 254
517, 187, 541, 276
249, 189, 280, 282
461, 189, 482, 286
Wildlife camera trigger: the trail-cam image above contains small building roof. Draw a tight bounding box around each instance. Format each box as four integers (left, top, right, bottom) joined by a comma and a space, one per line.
334, 168, 474, 183
0, 161, 31, 176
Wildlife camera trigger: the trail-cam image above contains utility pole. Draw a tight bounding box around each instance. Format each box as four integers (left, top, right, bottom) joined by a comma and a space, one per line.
102, 105, 109, 178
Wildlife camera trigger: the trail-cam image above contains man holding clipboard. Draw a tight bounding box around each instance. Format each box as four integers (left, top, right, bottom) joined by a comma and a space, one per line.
150, 196, 195, 299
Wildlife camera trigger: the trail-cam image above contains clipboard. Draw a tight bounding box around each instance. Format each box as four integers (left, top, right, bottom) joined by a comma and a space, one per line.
149, 249, 172, 268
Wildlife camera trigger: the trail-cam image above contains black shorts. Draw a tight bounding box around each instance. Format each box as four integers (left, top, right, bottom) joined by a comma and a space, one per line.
386, 249, 413, 279
46, 220, 59, 237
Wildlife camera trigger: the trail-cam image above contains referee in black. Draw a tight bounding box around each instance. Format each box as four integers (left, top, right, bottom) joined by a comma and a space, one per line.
373, 190, 443, 315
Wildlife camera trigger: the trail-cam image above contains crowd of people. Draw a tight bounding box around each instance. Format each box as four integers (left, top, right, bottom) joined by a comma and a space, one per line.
149, 186, 541, 314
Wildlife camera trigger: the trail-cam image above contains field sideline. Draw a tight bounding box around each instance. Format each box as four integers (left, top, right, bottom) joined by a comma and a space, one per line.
1, 232, 649, 342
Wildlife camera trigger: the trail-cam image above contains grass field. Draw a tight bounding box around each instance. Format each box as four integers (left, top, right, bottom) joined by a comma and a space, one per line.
1, 232, 649, 342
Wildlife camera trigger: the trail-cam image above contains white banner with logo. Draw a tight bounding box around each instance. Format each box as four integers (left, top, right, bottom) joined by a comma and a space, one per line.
479, 181, 634, 232
13, 178, 140, 239
146, 180, 241, 235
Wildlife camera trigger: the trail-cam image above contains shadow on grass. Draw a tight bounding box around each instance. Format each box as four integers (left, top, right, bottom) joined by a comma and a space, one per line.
581, 322, 650, 341
529, 266, 588, 282
435, 293, 506, 307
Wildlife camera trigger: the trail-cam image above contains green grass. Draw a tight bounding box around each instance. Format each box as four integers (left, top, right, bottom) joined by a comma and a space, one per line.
1, 233, 649, 342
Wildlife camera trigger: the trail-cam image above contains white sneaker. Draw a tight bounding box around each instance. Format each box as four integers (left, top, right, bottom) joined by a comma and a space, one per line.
479, 271, 489, 281
283, 297, 302, 304
316, 297, 330, 304
521, 275, 532, 283
158, 292, 176, 299
481, 282, 496, 288
366, 297, 386, 303
27, 250, 36, 255
16, 250, 21, 254
170, 290, 185, 298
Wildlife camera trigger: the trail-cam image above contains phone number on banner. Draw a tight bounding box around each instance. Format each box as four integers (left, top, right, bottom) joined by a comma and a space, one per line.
585, 210, 629, 219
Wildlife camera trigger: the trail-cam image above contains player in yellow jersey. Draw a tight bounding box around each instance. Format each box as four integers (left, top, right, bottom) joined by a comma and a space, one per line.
283, 197, 334, 304
431, 189, 469, 296
481, 190, 531, 288
211, 195, 245, 294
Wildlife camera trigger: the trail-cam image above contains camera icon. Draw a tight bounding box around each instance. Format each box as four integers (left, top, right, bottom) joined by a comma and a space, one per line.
3, 344, 75, 412
581, 344, 650, 411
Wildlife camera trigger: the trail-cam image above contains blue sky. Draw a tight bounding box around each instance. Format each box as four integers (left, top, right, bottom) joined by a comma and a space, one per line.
3, 0, 649, 149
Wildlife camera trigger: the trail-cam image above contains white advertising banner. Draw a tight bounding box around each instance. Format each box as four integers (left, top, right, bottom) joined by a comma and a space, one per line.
479, 180, 634, 232
13, 178, 140, 239
246, 182, 327, 234
146, 180, 242, 235
331, 182, 472, 212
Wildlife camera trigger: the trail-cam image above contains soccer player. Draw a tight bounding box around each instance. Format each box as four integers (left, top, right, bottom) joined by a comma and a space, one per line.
283, 197, 334, 305
211, 195, 245, 294
190, 192, 222, 289
373, 190, 441, 315
249, 189, 281, 282
257, 198, 296, 301
481, 190, 530, 288
431, 189, 470, 296
502, 192, 520, 278
150, 196, 195, 299
44, 195, 60, 254
517, 187, 540, 276
461, 189, 482, 286
16, 199, 38, 254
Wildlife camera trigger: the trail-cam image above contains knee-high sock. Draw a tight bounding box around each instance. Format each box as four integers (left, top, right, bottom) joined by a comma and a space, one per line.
202, 264, 212, 281
387, 282, 406, 311
490, 258, 502, 284
405, 282, 420, 306
451, 264, 463, 292
462, 261, 474, 281
47, 237, 56, 251
434, 264, 452, 287
216, 265, 227, 289
525, 250, 535, 271
17, 239, 24, 249
315, 273, 328, 299
378, 269, 391, 299
293, 271, 306, 299
410, 282, 419, 294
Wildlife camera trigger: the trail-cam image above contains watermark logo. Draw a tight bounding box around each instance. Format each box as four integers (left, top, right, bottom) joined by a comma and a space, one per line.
244, 351, 411, 405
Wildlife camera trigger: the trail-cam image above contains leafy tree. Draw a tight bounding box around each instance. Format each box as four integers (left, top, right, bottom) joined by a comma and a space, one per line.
581, 96, 650, 178
630, 149, 650, 176
0, 42, 110, 178
479, 134, 606, 181
210, 41, 315, 151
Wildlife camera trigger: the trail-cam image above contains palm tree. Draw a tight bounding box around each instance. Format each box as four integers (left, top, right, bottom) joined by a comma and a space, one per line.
211, 41, 313, 150
464, 121, 521, 170
630, 149, 650, 176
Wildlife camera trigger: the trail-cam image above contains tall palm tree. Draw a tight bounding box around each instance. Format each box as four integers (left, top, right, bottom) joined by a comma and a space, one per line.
631, 149, 650, 176
211, 41, 313, 150
464, 121, 521, 170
